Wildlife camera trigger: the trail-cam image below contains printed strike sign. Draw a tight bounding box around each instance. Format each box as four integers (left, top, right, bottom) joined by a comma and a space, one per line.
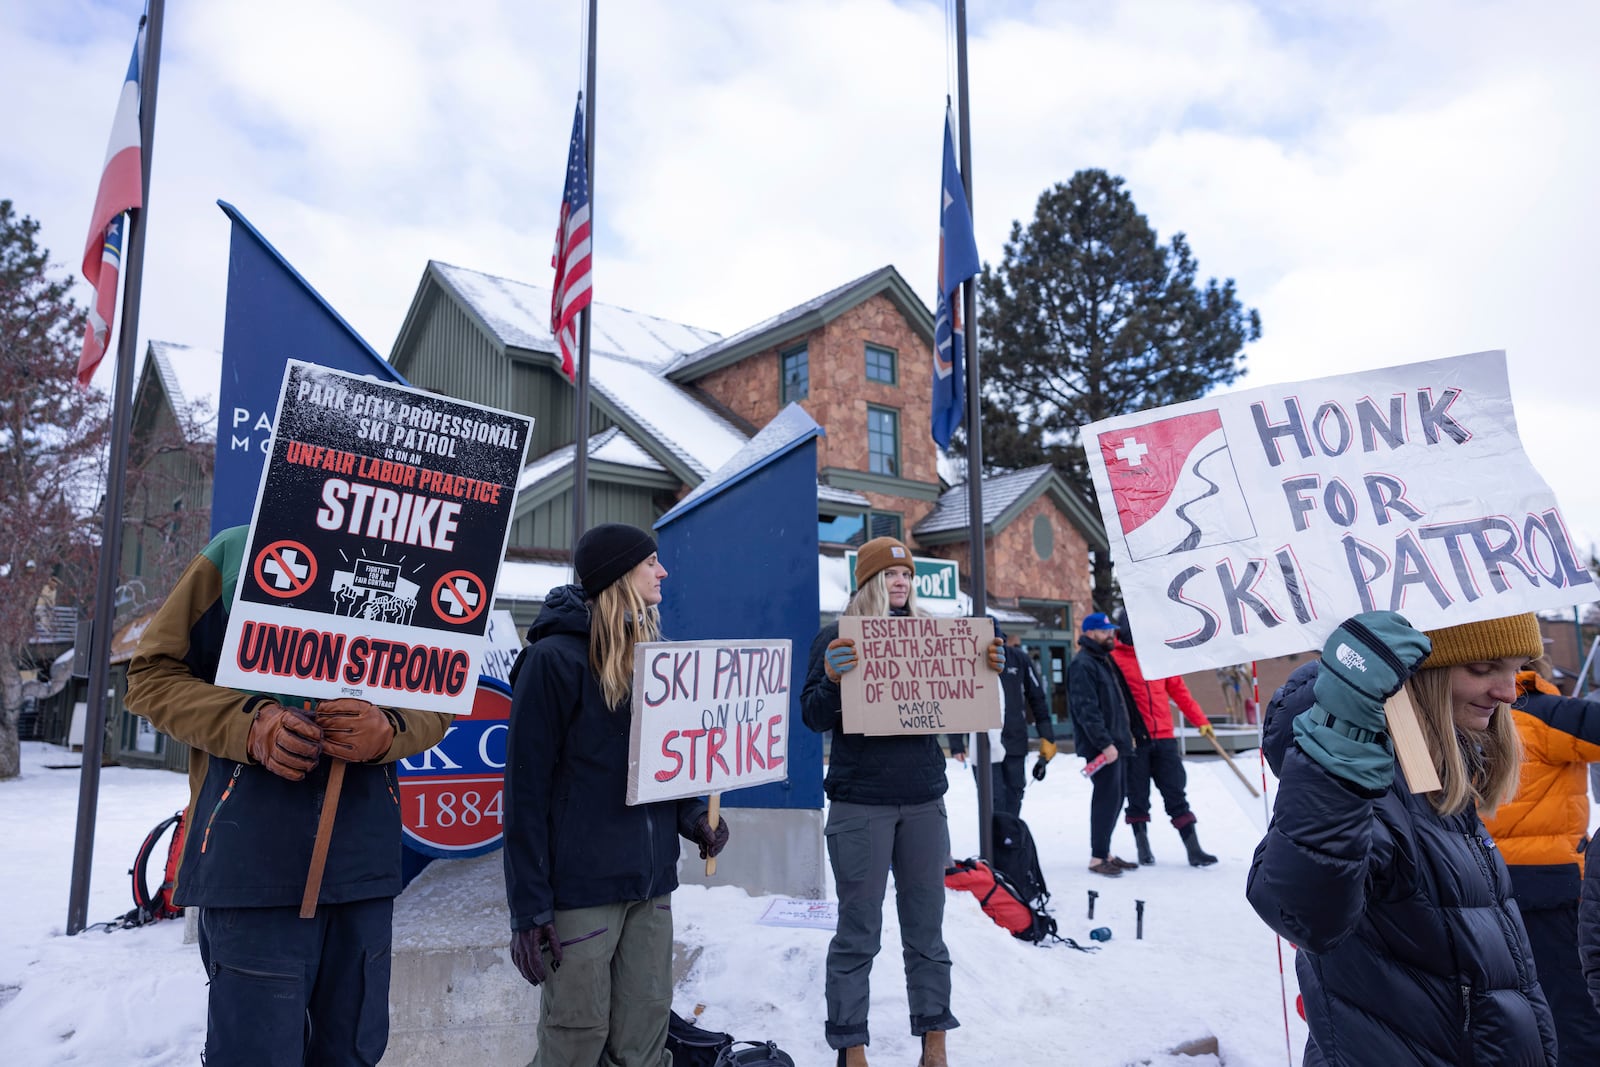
398, 675, 511, 858
1085, 350, 1597, 678
838, 616, 1001, 736
626, 639, 792, 805
215, 361, 533, 713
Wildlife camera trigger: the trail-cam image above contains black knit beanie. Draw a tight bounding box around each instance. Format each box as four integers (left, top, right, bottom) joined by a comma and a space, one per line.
574, 523, 657, 599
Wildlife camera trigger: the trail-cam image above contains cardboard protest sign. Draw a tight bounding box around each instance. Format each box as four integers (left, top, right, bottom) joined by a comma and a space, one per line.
215, 361, 533, 713
1085, 350, 1595, 679
626, 639, 792, 805
838, 615, 1001, 736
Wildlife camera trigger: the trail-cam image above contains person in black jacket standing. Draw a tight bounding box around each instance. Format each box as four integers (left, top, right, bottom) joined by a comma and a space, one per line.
1247, 611, 1556, 1066
948, 618, 1057, 817
502, 524, 729, 1067
1066, 612, 1144, 877
801, 536, 1002, 1067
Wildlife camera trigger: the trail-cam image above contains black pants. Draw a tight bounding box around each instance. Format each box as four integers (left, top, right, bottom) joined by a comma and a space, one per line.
1124, 737, 1193, 826
991, 755, 1026, 817
1089, 759, 1125, 859
198, 897, 394, 1066
1520, 899, 1600, 1065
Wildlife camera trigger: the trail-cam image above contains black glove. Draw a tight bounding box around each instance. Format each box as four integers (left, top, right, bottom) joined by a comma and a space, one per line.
692, 813, 731, 859
510, 923, 562, 986
1031, 758, 1049, 782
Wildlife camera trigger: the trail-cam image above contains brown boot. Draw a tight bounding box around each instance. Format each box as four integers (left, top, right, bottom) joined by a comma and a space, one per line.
836, 1046, 869, 1067
918, 1030, 948, 1067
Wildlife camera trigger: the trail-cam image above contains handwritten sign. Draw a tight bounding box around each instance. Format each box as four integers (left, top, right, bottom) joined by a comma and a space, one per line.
1084, 350, 1596, 677
626, 639, 792, 805
758, 898, 839, 930
215, 361, 533, 713
837, 616, 1000, 736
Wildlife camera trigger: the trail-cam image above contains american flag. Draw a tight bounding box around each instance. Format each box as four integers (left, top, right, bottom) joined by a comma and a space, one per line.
551, 98, 592, 384
79, 26, 145, 389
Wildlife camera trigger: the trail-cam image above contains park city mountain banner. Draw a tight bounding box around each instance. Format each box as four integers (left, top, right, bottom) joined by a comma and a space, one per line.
215, 361, 533, 714
1085, 350, 1595, 679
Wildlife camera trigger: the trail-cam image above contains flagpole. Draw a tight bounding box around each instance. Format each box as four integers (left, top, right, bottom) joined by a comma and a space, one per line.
952, 0, 993, 863
67, 0, 165, 936
571, 0, 597, 552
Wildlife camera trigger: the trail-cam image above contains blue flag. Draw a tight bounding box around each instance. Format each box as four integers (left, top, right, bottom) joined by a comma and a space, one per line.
931, 105, 980, 451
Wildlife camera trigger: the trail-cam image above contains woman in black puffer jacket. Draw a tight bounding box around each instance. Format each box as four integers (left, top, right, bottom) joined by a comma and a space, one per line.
1247, 610, 1557, 1066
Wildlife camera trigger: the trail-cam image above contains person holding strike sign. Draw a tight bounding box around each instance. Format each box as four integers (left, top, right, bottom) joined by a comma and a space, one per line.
1247, 611, 1558, 1065
502, 523, 729, 1067
801, 536, 1004, 1067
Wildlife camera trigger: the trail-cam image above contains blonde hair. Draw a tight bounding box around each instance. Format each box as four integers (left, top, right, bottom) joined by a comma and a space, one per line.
589, 578, 661, 709
1406, 666, 1521, 817
843, 568, 926, 618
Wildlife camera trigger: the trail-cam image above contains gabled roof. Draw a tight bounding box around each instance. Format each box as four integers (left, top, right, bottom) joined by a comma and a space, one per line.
429, 261, 721, 369
664, 265, 935, 383
517, 426, 669, 495
144, 341, 221, 443
913, 464, 1108, 552
415, 262, 749, 482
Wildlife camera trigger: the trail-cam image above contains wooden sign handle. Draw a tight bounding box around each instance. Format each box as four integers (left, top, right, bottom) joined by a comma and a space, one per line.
705, 793, 721, 877
1202, 731, 1261, 798
300, 759, 347, 919
1384, 686, 1441, 794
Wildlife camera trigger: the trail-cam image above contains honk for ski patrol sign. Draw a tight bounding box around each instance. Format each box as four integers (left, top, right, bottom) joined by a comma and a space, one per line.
216, 361, 533, 713
1085, 350, 1595, 678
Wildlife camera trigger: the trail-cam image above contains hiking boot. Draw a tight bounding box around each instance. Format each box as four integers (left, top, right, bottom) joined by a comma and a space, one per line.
919, 1029, 948, 1067
1108, 855, 1139, 871
1132, 822, 1156, 865
838, 1046, 869, 1067
1088, 859, 1122, 877
1180, 823, 1218, 867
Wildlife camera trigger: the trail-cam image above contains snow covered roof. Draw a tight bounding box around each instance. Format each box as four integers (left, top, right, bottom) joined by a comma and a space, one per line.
915, 465, 1056, 535
493, 558, 575, 602
147, 341, 221, 440
818, 483, 871, 509
430, 262, 721, 370
517, 427, 666, 494
586, 350, 749, 479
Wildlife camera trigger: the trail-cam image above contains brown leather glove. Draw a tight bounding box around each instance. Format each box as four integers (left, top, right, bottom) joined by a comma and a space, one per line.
315, 698, 396, 763
246, 704, 323, 780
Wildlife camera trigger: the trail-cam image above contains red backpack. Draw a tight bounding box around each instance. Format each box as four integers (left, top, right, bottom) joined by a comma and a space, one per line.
129, 810, 186, 923
944, 858, 1063, 944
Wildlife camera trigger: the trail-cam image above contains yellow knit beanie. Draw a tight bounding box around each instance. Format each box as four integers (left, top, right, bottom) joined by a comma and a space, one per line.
1420, 613, 1543, 669
854, 536, 914, 588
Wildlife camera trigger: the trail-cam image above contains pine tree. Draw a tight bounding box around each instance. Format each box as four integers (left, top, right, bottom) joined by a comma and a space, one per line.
975, 170, 1260, 607
0, 201, 109, 779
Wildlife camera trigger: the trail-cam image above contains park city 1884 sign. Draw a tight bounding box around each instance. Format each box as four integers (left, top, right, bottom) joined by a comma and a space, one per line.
215, 361, 533, 713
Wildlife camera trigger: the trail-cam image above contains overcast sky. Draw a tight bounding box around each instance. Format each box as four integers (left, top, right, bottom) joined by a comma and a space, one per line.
5, 0, 1597, 568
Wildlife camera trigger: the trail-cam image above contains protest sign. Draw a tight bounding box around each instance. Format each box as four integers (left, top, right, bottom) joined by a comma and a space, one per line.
215, 361, 533, 713
626, 639, 793, 805
757, 898, 839, 930
838, 615, 1000, 736
1085, 350, 1595, 679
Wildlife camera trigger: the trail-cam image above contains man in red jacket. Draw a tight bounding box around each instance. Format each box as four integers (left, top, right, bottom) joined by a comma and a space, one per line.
1110, 609, 1217, 867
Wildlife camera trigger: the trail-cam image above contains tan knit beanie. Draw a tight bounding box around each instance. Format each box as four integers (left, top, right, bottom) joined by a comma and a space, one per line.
854, 537, 914, 588
1421, 613, 1543, 669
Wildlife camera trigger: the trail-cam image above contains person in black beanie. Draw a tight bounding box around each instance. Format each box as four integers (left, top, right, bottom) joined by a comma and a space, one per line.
503, 523, 729, 1067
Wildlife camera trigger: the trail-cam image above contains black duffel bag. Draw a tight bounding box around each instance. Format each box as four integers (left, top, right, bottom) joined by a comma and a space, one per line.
713, 1039, 796, 1067
665, 1010, 733, 1067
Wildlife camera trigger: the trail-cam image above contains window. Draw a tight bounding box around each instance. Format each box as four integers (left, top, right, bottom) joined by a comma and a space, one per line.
865, 343, 897, 385
781, 346, 809, 403
818, 510, 904, 545
867, 405, 899, 476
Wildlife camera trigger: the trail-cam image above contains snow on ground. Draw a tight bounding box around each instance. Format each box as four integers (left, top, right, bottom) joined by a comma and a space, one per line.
1, 740, 1308, 1065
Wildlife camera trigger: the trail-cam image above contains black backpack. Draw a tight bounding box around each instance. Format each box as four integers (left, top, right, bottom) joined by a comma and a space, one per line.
666, 1011, 733, 1067
714, 1041, 796, 1067
991, 812, 1048, 908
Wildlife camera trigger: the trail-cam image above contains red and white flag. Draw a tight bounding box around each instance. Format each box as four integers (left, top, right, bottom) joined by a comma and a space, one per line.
550, 97, 592, 384
78, 26, 145, 388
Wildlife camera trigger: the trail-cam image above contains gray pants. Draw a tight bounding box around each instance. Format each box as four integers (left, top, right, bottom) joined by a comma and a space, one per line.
533, 896, 674, 1067
823, 798, 959, 1050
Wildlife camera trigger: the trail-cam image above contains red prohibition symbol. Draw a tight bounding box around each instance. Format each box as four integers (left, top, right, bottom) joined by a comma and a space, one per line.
253, 540, 318, 599
432, 570, 487, 625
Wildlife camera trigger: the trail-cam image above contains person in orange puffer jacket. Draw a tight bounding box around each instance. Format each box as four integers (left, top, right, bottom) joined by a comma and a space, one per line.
1110, 608, 1217, 868
1481, 657, 1600, 1065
